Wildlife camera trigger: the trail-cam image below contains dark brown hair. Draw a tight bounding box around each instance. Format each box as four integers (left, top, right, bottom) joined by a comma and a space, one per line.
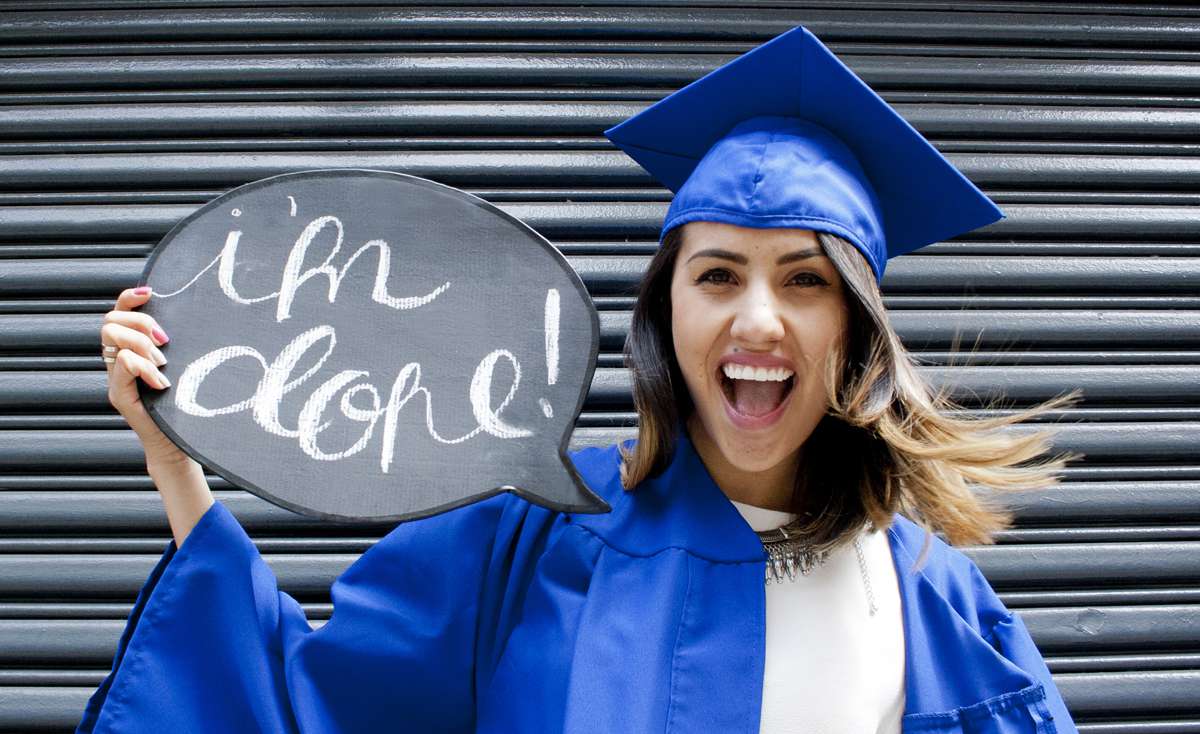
619, 225, 1080, 558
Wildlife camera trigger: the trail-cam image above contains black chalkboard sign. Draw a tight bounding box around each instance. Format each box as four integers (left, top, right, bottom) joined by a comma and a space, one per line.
137, 169, 608, 522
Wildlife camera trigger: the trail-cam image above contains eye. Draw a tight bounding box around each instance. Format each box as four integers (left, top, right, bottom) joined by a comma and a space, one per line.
695, 268, 736, 286
787, 271, 828, 287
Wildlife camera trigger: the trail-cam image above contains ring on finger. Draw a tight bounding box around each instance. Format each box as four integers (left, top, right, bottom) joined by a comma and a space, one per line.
103, 356, 117, 364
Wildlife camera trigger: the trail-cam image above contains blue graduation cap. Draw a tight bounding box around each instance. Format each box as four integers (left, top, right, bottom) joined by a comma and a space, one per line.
603, 25, 1004, 281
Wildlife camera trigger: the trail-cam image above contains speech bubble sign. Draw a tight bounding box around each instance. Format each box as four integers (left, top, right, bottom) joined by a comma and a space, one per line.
136, 169, 608, 522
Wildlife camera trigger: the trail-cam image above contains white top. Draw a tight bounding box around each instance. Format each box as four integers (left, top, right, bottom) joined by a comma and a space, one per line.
730, 500, 906, 734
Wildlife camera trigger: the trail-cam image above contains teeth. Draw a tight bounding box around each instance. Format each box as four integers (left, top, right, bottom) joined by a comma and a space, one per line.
721, 363, 794, 382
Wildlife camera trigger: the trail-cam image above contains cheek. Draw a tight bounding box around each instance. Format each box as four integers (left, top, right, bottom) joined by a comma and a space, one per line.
810, 317, 849, 394
671, 317, 705, 385
793, 310, 848, 383
669, 289, 718, 391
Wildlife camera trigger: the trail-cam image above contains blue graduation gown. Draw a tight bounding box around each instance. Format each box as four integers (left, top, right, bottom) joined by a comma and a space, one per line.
78, 431, 1077, 733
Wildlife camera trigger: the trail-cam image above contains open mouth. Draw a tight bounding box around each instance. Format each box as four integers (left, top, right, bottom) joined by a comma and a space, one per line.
718, 363, 795, 421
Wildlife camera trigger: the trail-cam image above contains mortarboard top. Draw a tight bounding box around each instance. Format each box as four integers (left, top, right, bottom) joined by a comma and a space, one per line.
603, 25, 1004, 281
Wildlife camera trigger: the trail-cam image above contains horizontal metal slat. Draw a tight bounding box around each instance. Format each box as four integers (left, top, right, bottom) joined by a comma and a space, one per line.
897, 311, 1200, 347
598, 311, 1200, 350
1020, 606, 1200, 653
4, 189, 1200, 210
5, 309, 1200, 358
5, 484, 1199, 534
886, 299, 1200, 312
7, 527, 1200, 552
3, 150, 1198, 191
1007, 588, 1200, 608
0, 100, 631, 138
1, 541, 1195, 600
621, 408, 1196, 424
1057, 466, 1200, 482
0, 553, 358, 599
915, 365, 1200, 403
3, 137, 1184, 160
0, 365, 1196, 412
6, 590, 1200, 620
3, 605, 1192, 666
992, 482, 1200, 524
1050, 652, 1200, 673
3, 102, 1199, 141
10, 469, 1190, 494
10, 360, 1200, 385
3, 32, 1199, 62
0, 537, 377, 553
1, 52, 1199, 95
0, 423, 1195, 472
566, 423, 1200, 463
963, 543, 1200, 589
0, 600, 331, 620
997, 527, 1200, 544
3, 367, 1193, 412
0, 7, 1196, 47
1, 619, 155, 663
8, 350, 1200, 373
4, 256, 1200, 301
1057, 671, 1200, 716
0, 675, 1197, 729
8, 652, 1200, 688
0, 669, 104, 687
3, 202, 1199, 242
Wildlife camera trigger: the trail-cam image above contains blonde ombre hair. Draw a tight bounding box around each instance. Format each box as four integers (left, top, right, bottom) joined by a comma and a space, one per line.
619, 226, 1081, 562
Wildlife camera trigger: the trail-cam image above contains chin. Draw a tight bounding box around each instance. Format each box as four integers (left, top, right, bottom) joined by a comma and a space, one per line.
713, 424, 805, 473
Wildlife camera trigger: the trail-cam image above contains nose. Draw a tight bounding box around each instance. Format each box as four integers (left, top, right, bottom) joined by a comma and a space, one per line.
730, 284, 785, 347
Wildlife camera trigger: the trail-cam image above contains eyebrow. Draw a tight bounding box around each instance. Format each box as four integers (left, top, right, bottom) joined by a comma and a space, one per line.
775, 248, 823, 265
686, 247, 823, 266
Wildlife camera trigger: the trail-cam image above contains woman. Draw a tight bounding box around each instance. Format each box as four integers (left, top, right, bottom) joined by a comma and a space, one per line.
80, 26, 1078, 734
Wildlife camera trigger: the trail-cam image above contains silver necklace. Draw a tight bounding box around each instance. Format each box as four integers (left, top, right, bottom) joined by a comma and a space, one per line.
755, 520, 878, 616
757, 520, 830, 583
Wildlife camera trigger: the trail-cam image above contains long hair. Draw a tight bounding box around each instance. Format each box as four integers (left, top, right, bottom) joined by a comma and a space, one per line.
619, 225, 1081, 562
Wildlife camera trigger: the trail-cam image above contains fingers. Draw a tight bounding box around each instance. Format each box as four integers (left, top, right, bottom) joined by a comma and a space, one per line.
114, 346, 171, 392
101, 321, 168, 375
110, 287, 170, 341
104, 308, 168, 349
102, 287, 169, 375
113, 286, 154, 313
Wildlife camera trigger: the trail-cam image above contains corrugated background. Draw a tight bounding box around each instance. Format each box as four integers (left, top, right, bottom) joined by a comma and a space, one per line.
0, 2, 1198, 730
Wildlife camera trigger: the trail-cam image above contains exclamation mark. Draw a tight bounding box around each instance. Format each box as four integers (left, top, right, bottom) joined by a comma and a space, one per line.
540, 288, 560, 419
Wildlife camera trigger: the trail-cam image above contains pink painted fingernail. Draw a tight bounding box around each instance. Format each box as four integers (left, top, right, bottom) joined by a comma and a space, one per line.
133, 286, 151, 296
152, 327, 169, 344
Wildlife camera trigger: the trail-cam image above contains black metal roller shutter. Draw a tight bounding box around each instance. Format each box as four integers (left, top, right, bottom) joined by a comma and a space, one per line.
0, 2, 1198, 731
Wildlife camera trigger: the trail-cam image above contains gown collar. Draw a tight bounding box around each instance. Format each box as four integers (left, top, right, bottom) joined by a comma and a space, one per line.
575, 426, 1046, 720
589, 426, 771, 563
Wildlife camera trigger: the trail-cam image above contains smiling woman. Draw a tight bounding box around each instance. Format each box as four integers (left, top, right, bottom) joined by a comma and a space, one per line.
624, 219, 1079, 556
617, 220, 1082, 732
595, 22, 1091, 732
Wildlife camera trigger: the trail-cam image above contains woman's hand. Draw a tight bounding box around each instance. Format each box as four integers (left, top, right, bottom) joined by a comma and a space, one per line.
101, 286, 185, 466
102, 286, 213, 546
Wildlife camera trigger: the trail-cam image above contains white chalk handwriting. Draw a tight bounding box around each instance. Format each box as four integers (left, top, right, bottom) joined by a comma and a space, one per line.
155, 213, 450, 322
174, 325, 532, 471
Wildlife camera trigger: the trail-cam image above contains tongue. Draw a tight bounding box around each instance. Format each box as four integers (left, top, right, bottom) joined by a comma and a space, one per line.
732, 379, 787, 417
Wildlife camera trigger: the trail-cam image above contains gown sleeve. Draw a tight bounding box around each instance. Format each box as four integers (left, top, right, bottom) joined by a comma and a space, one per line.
76, 489, 544, 734
970, 562, 1080, 734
